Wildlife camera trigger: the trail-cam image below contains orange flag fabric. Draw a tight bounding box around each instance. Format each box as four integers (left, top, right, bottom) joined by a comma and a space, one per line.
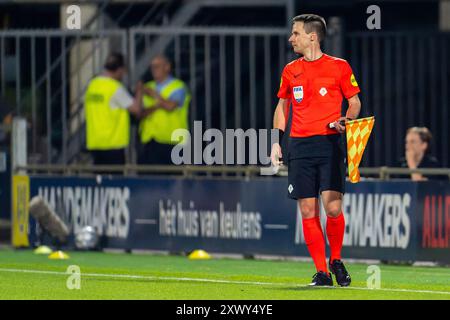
346, 116, 375, 183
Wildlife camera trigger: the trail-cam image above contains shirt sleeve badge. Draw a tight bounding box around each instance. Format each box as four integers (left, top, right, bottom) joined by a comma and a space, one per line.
350, 74, 359, 87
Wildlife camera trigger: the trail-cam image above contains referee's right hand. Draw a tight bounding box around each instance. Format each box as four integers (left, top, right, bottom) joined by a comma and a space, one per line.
271, 143, 283, 167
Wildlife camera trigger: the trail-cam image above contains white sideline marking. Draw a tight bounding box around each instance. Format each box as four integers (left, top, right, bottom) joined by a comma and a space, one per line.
0, 268, 449, 296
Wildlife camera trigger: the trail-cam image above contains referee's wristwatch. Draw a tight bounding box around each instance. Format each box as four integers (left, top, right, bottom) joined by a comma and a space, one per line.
274, 128, 284, 142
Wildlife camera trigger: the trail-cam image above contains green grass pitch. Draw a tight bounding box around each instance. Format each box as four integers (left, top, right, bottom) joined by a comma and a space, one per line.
0, 248, 449, 300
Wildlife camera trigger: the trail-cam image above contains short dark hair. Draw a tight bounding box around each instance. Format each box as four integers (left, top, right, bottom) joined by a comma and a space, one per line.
292, 14, 327, 42
104, 52, 125, 71
407, 127, 433, 152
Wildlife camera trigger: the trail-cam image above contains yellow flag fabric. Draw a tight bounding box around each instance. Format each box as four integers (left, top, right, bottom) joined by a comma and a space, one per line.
346, 116, 375, 183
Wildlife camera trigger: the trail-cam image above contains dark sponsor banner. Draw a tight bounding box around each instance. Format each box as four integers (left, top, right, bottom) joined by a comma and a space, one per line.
28, 176, 297, 255
342, 182, 418, 261
416, 182, 450, 263
27, 176, 449, 263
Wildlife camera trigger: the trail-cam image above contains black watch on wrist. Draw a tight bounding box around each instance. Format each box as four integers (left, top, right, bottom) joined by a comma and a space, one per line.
275, 128, 284, 143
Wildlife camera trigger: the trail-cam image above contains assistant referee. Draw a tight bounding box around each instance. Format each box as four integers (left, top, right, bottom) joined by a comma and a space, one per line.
271, 14, 361, 286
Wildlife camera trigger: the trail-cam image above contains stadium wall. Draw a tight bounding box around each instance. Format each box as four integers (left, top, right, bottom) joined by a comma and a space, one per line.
12, 175, 450, 264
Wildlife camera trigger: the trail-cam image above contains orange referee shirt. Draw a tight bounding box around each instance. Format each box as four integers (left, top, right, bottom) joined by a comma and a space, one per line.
277, 54, 360, 138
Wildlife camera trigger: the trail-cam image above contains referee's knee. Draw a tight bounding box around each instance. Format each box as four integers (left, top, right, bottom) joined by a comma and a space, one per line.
299, 203, 318, 219
325, 205, 342, 218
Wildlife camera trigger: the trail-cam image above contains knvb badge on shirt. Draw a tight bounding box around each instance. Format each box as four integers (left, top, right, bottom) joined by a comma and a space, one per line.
293, 86, 303, 103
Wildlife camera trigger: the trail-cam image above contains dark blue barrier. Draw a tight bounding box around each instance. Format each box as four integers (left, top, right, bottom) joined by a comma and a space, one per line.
27, 176, 450, 264
416, 182, 450, 263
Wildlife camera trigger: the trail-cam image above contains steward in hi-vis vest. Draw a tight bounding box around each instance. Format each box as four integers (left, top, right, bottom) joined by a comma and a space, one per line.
138, 55, 190, 165
84, 52, 143, 166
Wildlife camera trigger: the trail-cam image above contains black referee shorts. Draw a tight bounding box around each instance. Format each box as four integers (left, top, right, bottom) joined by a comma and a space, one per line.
287, 153, 346, 199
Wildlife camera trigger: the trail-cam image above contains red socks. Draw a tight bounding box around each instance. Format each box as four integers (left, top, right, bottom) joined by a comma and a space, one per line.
303, 213, 346, 272
302, 216, 328, 273
326, 212, 345, 262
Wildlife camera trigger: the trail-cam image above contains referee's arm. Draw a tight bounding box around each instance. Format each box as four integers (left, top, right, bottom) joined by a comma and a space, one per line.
334, 94, 362, 133
346, 94, 361, 120
273, 98, 289, 131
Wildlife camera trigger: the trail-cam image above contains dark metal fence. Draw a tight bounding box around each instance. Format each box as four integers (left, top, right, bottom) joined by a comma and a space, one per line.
346, 32, 449, 168
1, 28, 448, 168
130, 27, 290, 131
0, 29, 127, 164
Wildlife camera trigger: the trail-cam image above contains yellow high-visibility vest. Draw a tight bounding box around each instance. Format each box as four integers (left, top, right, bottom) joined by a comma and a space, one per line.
84, 76, 130, 150
139, 78, 191, 145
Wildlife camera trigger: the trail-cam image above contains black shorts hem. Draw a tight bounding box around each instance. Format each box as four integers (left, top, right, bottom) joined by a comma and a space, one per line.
287, 193, 320, 200
319, 187, 345, 195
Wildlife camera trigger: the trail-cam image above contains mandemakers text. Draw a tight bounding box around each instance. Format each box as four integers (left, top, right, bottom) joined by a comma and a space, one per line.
38, 186, 130, 238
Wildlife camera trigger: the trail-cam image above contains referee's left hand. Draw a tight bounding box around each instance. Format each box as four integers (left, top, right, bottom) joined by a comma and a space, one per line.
332, 117, 347, 133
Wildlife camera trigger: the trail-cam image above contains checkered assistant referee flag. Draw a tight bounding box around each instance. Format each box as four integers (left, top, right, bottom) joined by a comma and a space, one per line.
346, 116, 375, 183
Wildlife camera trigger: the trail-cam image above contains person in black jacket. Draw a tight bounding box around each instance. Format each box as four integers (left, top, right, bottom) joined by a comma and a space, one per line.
398, 127, 447, 181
